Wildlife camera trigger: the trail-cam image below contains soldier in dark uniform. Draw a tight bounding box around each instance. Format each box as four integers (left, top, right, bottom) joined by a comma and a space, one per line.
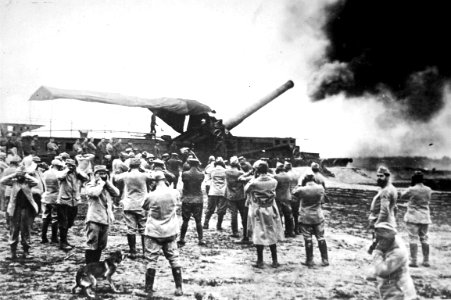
166, 153, 183, 189
274, 163, 295, 238
178, 158, 205, 246
225, 157, 248, 241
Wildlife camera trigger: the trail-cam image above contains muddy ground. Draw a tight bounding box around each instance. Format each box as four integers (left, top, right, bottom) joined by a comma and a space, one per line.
1, 171, 451, 300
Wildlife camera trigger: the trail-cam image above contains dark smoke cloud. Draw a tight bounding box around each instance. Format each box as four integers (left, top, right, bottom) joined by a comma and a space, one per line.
311, 0, 451, 122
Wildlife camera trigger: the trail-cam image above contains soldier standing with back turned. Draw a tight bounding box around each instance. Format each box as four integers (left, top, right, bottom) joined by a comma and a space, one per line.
401, 171, 432, 268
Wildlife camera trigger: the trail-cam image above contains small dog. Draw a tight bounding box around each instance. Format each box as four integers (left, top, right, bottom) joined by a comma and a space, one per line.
71, 250, 125, 298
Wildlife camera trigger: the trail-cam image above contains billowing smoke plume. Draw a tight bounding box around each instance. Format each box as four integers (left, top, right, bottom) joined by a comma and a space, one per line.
311, 0, 451, 123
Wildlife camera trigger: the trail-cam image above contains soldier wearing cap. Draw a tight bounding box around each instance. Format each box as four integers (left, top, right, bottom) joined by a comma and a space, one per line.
203, 155, 215, 195
30, 156, 45, 209
41, 159, 65, 244
166, 153, 183, 189
84, 165, 120, 263
144, 153, 155, 170
152, 159, 176, 188
46, 138, 59, 156
112, 152, 129, 174
20, 155, 45, 219
274, 163, 295, 238
367, 222, 417, 300
310, 162, 326, 189
400, 171, 433, 267
238, 156, 252, 173
294, 174, 329, 267
225, 156, 249, 242
285, 161, 301, 235
72, 139, 82, 154
141, 171, 183, 297
75, 151, 95, 178
0, 165, 40, 259
203, 157, 228, 231
245, 160, 283, 268
368, 166, 398, 254
59, 152, 71, 162
96, 138, 108, 165
1, 156, 21, 227
56, 158, 89, 251
113, 157, 153, 259
178, 157, 205, 246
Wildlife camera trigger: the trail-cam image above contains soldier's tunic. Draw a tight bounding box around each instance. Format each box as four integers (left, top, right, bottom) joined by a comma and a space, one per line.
114, 169, 152, 234
401, 184, 432, 243
274, 171, 294, 235
205, 165, 228, 219
287, 169, 301, 231
57, 169, 89, 231
142, 185, 181, 269
293, 181, 326, 240
42, 168, 60, 223
225, 168, 247, 235
369, 183, 398, 228
85, 179, 119, 251
0, 173, 39, 250
181, 167, 205, 222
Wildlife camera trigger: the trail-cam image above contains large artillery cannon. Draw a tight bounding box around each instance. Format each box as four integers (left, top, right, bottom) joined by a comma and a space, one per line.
29, 80, 295, 163
171, 80, 294, 160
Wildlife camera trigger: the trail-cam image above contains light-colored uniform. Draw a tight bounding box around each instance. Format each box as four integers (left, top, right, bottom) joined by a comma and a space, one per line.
114, 169, 152, 234
402, 184, 432, 243
142, 185, 181, 268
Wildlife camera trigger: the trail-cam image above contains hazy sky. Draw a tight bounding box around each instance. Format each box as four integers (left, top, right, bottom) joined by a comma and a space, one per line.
1, 0, 450, 158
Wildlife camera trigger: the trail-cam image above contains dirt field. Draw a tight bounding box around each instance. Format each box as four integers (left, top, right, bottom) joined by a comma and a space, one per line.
1, 170, 451, 300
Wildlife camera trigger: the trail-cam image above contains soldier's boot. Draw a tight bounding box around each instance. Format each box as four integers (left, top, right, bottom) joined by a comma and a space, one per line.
216, 215, 224, 231
203, 216, 210, 229
196, 221, 205, 246
178, 222, 188, 247
254, 245, 264, 268
421, 243, 431, 267
85, 249, 97, 264
293, 218, 300, 235
285, 217, 295, 238
231, 218, 240, 237
141, 235, 147, 257
41, 218, 51, 244
145, 268, 156, 297
239, 224, 251, 244
318, 240, 329, 266
270, 244, 280, 268
127, 234, 137, 259
302, 239, 314, 267
10, 245, 17, 260
22, 245, 31, 259
172, 267, 183, 296
59, 229, 73, 251
409, 243, 419, 267
50, 222, 59, 243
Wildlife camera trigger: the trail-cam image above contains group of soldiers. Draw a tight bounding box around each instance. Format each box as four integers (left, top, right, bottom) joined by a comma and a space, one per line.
0, 141, 433, 300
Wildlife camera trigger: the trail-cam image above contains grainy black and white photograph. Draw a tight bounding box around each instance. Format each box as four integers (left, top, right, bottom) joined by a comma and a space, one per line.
1, 0, 450, 299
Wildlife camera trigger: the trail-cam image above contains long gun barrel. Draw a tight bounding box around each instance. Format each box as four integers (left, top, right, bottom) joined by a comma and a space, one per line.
223, 80, 294, 130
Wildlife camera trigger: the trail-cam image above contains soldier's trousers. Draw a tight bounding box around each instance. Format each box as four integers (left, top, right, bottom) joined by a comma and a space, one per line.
9, 206, 35, 250
144, 235, 181, 269
205, 195, 228, 220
